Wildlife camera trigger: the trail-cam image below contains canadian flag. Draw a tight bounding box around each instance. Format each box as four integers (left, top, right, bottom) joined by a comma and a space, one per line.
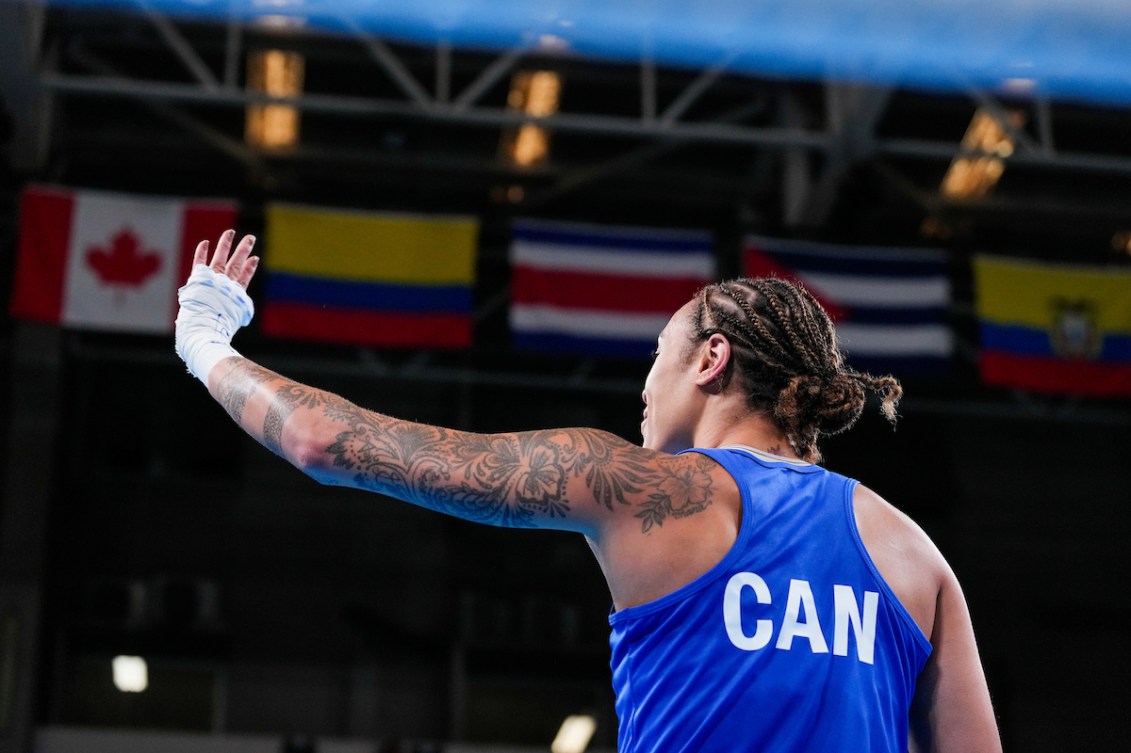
11, 185, 238, 333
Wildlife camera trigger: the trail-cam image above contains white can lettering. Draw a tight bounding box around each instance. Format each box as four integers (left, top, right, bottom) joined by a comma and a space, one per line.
723, 572, 880, 664
723, 571, 773, 650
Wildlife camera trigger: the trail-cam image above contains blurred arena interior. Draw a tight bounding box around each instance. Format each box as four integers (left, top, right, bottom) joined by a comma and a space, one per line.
1, 1, 1130, 752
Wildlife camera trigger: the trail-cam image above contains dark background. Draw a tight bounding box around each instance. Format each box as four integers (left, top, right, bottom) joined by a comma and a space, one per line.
2, 5, 1130, 752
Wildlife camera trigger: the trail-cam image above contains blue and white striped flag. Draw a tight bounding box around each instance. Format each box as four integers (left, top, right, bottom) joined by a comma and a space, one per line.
743, 236, 953, 376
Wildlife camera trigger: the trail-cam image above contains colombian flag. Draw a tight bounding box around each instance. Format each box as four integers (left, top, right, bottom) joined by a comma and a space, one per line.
261, 203, 478, 348
973, 255, 1131, 396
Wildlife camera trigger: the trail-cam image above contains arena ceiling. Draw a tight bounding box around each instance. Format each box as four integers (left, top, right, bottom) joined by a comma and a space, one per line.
3, 0, 1131, 251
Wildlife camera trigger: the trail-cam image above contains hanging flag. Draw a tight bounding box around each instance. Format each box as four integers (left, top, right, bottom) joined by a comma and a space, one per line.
509, 219, 716, 357
261, 203, 478, 348
10, 184, 237, 334
973, 255, 1131, 396
743, 236, 953, 376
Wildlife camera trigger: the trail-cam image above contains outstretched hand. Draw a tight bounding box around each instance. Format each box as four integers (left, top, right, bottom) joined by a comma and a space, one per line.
194, 228, 260, 288
175, 229, 259, 385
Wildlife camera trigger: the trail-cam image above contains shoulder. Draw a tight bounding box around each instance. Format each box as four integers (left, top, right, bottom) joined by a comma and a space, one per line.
852, 484, 951, 640
853, 485, 941, 553
590, 448, 743, 610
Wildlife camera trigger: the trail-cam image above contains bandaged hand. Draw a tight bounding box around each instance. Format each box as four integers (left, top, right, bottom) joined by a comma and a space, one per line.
174, 230, 259, 385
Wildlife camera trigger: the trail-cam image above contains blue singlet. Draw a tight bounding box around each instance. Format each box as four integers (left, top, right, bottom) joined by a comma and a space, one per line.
608, 446, 932, 753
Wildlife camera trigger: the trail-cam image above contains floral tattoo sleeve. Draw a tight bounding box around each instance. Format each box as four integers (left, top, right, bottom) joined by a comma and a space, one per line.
216, 360, 716, 532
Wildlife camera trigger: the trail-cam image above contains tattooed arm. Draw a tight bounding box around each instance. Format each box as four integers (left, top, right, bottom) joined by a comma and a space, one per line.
177, 231, 737, 609
207, 356, 719, 536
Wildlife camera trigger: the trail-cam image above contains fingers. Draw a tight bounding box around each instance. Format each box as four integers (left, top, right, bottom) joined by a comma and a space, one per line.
225, 234, 255, 277
196, 230, 259, 289
209, 229, 235, 271
235, 256, 259, 288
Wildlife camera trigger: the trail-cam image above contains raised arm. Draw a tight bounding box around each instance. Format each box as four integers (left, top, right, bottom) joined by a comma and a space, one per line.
174, 231, 720, 539
211, 355, 708, 534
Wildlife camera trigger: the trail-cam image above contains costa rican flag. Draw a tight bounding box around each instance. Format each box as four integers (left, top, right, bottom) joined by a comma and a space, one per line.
743, 235, 954, 377
509, 219, 717, 358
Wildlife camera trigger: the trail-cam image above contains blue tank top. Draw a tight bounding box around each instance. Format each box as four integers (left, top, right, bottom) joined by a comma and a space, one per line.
608, 446, 932, 753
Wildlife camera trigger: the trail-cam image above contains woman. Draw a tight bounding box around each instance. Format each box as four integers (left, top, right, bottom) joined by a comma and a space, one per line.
175, 230, 1002, 752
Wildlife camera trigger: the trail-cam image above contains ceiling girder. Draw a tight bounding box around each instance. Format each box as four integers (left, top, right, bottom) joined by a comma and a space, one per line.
10, 3, 1131, 230
24, 7, 1121, 167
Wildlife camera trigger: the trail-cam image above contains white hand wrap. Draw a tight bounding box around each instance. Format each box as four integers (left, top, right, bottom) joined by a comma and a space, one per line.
174, 264, 255, 385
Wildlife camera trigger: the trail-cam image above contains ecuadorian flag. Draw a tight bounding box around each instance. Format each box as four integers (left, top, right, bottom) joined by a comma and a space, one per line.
261, 203, 478, 348
973, 255, 1131, 396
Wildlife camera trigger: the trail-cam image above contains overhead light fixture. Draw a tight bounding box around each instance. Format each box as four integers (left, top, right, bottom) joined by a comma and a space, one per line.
499, 70, 562, 168
939, 106, 1026, 200
245, 48, 305, 151
112, 655, 148, 693
1112, 231, 1131, 256
921, 106, 1026, 237
551, 714, 596, 753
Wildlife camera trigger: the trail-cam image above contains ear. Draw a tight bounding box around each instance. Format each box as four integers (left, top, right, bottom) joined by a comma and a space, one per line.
694, 333, 732, 389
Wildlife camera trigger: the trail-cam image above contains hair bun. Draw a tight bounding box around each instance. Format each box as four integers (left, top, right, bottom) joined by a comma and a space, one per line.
815, 372, 867, 436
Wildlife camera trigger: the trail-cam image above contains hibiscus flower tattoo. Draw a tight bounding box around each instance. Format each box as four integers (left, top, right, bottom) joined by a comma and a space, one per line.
635, 454, 715, 533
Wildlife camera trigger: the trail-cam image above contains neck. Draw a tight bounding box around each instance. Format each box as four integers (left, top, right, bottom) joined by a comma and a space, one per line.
690, 400, 800, 460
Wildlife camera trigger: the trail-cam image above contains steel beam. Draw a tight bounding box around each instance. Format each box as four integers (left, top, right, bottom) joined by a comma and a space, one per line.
40, 73, 832, 149
141, 2, 220, 90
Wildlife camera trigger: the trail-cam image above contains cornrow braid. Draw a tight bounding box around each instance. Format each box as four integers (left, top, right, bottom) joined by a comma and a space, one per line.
689, 277, 902, 463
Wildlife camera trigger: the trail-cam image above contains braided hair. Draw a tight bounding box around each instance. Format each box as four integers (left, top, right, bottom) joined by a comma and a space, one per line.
688, 277, 902, 463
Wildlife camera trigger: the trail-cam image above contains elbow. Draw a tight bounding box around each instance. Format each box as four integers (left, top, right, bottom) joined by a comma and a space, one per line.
290, 440, 325, 475
284, 428, 339, 484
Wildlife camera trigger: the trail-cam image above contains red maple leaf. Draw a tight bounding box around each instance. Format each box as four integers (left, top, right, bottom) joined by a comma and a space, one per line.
85, 228, 163, 287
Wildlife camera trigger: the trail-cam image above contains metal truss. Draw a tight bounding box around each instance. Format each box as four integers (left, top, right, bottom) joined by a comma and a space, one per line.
2, 1, 1130, 228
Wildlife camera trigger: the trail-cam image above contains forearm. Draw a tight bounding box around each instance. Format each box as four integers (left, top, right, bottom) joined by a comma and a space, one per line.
208, 355, 466, 502
207, 355, 336, 465
205, 356, 612, 530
